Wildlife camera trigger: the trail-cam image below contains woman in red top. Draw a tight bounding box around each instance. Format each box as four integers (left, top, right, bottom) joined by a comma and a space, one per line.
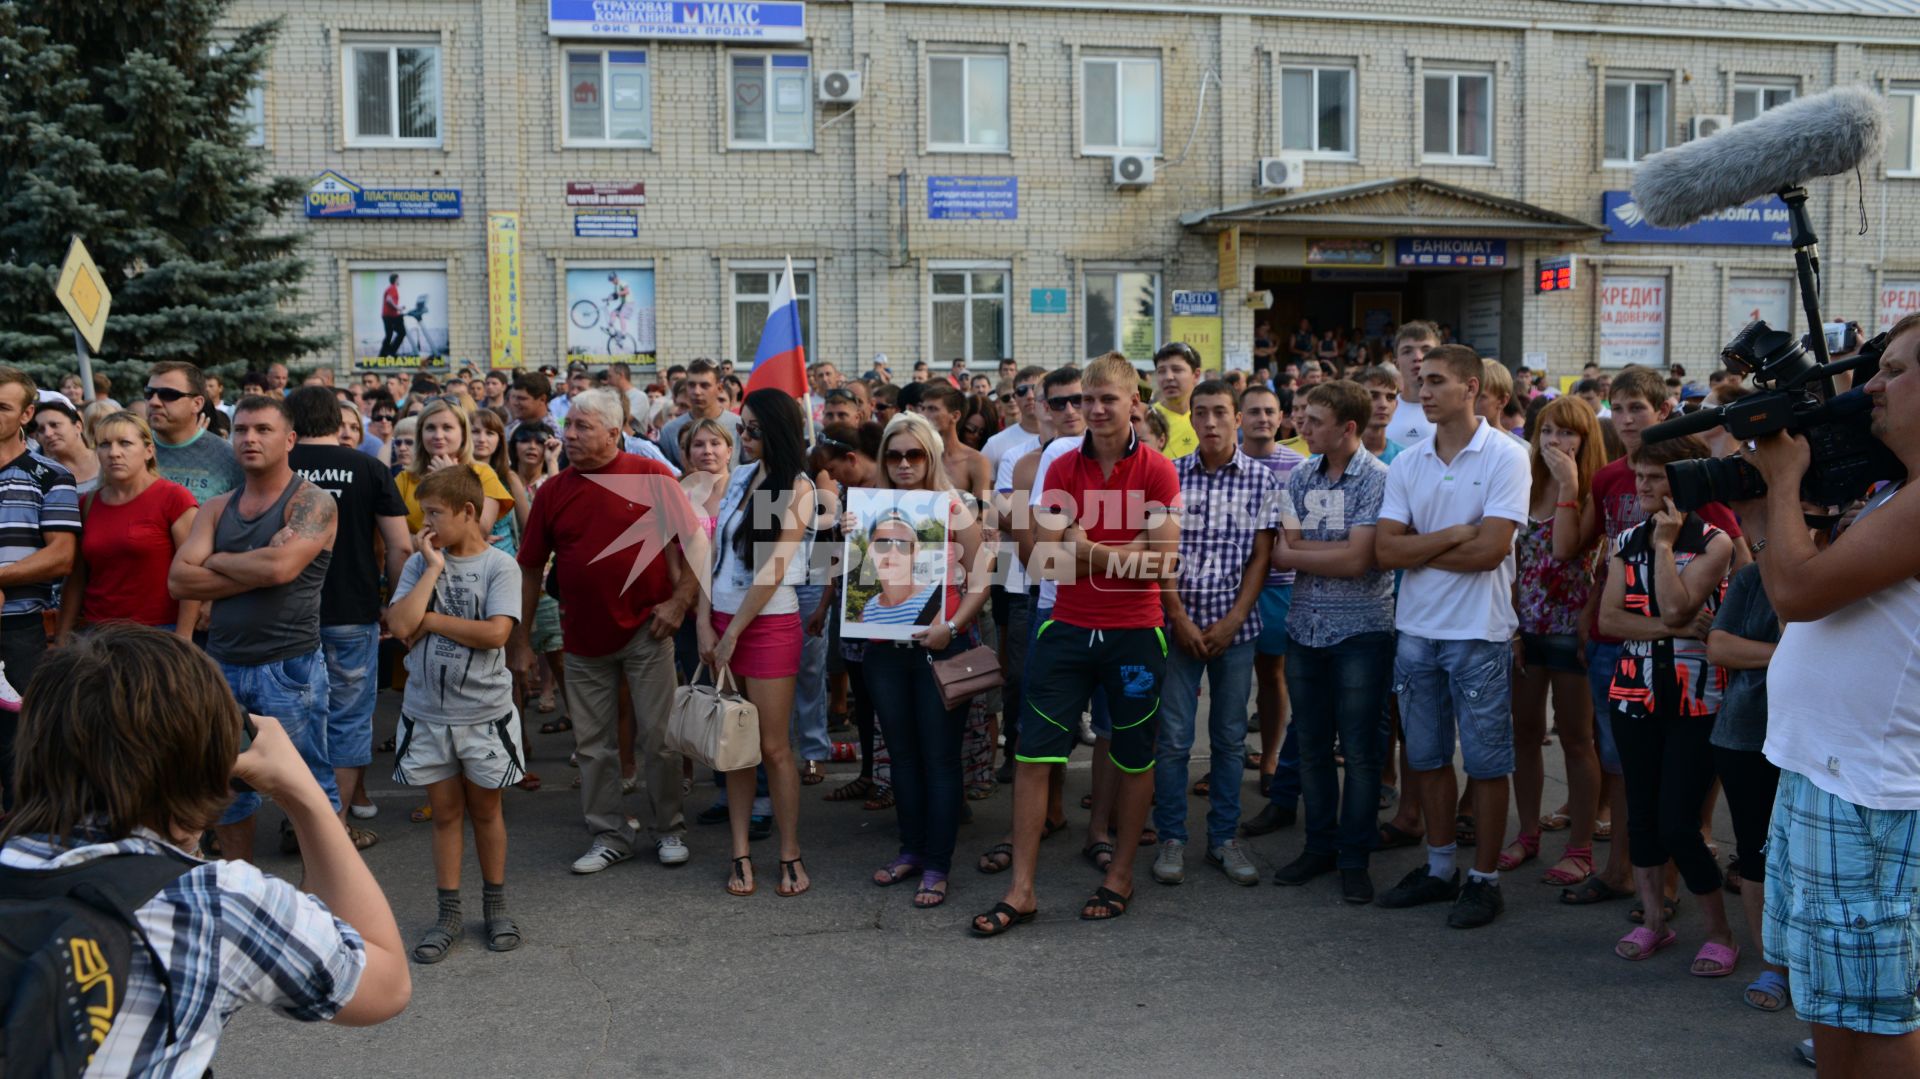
55, 411, 199, 642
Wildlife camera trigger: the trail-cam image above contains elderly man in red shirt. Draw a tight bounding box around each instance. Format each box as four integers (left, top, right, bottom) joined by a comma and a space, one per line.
512, 388, 701, 875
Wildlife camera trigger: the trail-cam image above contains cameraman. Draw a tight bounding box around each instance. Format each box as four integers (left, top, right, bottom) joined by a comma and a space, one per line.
1739, 312, 1920, 1074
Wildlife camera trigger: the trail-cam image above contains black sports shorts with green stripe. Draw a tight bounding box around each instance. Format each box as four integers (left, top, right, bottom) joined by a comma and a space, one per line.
1016, 619, 1167, 773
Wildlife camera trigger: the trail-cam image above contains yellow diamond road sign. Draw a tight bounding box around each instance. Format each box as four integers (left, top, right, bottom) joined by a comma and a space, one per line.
55, 237, 111, 352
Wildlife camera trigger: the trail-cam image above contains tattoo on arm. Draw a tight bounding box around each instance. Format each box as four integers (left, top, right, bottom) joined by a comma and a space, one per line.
284, 484, 338, 541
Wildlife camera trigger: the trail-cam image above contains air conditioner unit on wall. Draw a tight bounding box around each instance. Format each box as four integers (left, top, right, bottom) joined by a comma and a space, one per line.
818, 70, 863, 104
1112, 153, 1154, 187
1690, 114, 1733, 141
1257, 156, 1306, 192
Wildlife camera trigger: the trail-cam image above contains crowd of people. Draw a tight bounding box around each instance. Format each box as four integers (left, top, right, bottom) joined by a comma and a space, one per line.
3, 310, 1919, 1075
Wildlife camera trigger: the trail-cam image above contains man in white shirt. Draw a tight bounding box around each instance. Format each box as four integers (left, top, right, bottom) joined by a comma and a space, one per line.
1372, 344, 1531, 929
983, 366, 1044, 476
1384, 320, 1440, 448
1739, 313, 1920, 1067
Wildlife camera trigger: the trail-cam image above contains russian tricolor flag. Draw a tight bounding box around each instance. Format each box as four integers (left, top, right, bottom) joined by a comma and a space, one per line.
744, 257, 808, 401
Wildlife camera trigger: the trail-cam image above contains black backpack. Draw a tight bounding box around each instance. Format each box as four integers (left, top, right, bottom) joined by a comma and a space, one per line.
0, 850, 196, 1078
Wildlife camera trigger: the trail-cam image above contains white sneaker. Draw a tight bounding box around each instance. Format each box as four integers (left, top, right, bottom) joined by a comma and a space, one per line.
1797, 1038, 1815, 1068
656, 835, 690, 866
0, 662, 21, 713
570, 843, 633, 874
349, 801, 379, 820
1077, 713, 1096, 746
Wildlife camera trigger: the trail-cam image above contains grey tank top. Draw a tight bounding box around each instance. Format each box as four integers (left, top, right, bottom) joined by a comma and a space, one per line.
207, 477, 331, 665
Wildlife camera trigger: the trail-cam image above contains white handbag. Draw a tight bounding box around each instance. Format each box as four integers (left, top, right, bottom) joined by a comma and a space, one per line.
669, 664, 763, 772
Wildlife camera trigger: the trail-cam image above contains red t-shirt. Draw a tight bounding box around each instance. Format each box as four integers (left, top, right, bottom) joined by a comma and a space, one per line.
1587, 455, 1742, 644
382, 284, 401, 318
80, 479, 197, 627
1039, 435, 1182, 629
517, 453, 691, 658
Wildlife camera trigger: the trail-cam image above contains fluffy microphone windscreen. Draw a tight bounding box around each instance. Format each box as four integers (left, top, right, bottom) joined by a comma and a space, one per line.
1630, 85, 1885, 230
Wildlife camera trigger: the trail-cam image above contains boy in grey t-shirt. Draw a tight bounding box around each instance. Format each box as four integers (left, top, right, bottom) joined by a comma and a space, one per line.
384, 467, 524, 965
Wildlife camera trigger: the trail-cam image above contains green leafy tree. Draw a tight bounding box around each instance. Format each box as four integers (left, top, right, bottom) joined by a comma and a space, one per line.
0, 0, 320, 400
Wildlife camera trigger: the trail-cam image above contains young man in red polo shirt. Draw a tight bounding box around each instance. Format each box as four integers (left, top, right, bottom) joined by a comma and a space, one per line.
973, 353, 1181, 936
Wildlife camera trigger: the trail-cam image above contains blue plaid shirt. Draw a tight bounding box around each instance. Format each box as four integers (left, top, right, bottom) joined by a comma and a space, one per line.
1173, 447, 1280, 645
1284, 448, 1397, 648
0, 830, 365, 1077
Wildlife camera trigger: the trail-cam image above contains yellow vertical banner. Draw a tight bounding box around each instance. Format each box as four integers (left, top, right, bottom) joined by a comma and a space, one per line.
1169, 316, 1223, 374
487, 212, 522, 370
1217, 227, 1240, 294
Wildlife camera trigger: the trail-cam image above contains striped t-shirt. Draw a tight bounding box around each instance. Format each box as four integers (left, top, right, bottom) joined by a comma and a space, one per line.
858, 585, 937, 627
0, 448, 80, 616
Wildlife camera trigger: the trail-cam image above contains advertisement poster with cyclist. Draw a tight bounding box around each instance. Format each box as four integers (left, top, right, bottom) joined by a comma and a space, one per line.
351, 268, 449, 370
566, 267, 655, 364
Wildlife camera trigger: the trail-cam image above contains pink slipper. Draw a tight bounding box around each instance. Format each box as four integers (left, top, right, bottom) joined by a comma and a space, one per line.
1615, 926, 1677, 961
1690, 941, 1740, 977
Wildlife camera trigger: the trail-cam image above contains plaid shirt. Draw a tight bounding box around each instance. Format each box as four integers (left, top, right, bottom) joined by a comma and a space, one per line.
1284, 448, 1397, 648
0, 829, 365, 1077
1173, 447, 1280, 645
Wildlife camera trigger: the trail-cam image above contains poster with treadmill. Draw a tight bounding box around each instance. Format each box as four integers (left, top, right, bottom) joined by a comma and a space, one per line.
352, 268, 448, 371
566, 267, 656, 365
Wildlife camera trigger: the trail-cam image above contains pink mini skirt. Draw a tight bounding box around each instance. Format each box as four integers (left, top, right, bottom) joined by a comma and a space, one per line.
711, 610, 803, 680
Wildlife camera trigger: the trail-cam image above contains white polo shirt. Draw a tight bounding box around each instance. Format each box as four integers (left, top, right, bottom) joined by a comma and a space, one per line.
1386, 396, 1435, 448
983, 422, 1040, 475
1378, 417, 1532, 642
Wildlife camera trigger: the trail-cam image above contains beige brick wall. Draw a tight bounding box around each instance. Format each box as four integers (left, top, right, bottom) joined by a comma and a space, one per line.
229, 0, 1920, 381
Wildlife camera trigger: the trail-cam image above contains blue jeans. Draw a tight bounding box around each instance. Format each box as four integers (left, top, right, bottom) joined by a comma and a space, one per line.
1289, 631, 1395, 867
864, 639, 969, 874
1154, 640, 1256, 847
1394, 635, 1514, 779
1586, 640, 1624, 775
791, 585, 831, 763
219, 649, 336, 823
321, 624, 380, 769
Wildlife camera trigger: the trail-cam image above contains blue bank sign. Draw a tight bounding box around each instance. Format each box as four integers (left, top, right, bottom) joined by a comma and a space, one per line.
1602, 191, 1790, 246
305, 172, 462, 220
1394, 238, 1508, 269
927, 176, 1018, 221
548, 1, 807, 41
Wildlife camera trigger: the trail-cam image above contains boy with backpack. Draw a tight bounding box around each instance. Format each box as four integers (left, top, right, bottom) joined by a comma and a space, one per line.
0, 624, 409, 1077
385, 466, 525, 964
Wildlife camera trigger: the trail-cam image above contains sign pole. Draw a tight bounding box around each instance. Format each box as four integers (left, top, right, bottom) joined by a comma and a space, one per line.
72, 329, 96, 404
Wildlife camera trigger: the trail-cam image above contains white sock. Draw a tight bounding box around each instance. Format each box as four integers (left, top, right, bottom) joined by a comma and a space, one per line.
1467, 867, 1500, 885
1426, 843, 1456, 879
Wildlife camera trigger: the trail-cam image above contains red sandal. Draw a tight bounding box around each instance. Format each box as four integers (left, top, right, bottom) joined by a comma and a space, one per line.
1542, 844, 1593, 886
1497, 831, 1540, 871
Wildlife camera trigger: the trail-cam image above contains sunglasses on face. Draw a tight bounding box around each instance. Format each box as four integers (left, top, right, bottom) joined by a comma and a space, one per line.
1046, 395, 1083, 413
372, 413, 397, 423
740, 423, 762, 441
1015, 384, 1035, 398
884, 448, 928, 465
997, 393, 1013, 403
392, 437, 415, 448
143, 386, 191, 403
869, 537, 914, 554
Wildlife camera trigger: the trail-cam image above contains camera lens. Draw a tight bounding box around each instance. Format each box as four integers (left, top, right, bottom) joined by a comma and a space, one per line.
1665, 455, 1767, 513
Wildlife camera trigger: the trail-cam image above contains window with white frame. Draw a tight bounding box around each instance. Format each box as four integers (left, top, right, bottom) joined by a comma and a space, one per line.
1421, 70, 1492, 162
732, 264, 815, 365
1278, 64, 1355, 157
1081, 56, 1160, 155
1890, 88, 1919, 177
1603, 78, 1668, 165
1084, 270, 1160, 364
565, 49, 650, 146
731, 53, 812, 150
931, 266, 1010, 364
215, 42, 268, 147
1733, 82, 1795, 125
928, 52, 1009, 152
344, 42, 441, 146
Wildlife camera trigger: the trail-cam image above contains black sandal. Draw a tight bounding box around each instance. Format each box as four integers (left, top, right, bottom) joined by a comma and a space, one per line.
1559, 876, 1633, 906
539, 717, 573, 735
412, 924, 461, 964
1082, 841, 1115, 872
824, 776, 874, 802
485, 914, 522, 952
970, 901, 1036, 937
776, 857, 810, 897
914, 872, 949, 909
726, 856, 755, 897
1191, 775, 1211, 798
1375, 821, 1424, 850
1629, 895, 1681, 924
1454, 813, 1478, 848
1079, 885, 1131, 921
1041, 817, 1068, 841
978, 842, 1013, 875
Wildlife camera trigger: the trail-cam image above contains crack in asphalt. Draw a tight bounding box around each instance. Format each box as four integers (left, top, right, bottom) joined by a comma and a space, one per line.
558, 944, 615, 1078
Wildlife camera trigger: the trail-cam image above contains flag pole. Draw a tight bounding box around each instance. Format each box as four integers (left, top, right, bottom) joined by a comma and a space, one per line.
789, 253, 816, 447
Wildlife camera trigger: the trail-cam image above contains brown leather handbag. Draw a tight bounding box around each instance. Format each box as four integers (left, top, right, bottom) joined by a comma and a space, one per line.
929, 642, 1003, 711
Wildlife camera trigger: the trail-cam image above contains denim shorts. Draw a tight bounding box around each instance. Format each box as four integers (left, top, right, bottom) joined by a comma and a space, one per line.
1520, 632, 1582, 674
1393, 634, 1514, 779
1586, 641, 1625, 776
1255, 585, 1292, 657
321, 624, 380, 769
1765, 769, 1920, 1035
219, 648, 337, 823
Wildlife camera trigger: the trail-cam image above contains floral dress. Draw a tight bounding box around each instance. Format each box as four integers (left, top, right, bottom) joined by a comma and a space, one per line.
1514, 514, 1602, 637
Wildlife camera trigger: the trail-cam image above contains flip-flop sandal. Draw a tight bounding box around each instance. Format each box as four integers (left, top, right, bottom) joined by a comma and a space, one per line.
516, 773, 542, 792
1560, 877, 1633, 905
914, 872, 950, 909
825, 776, 874, 802
1690, 941, 1740, 978
873, 855, 922, 887
1375, 821, 1424, 850
1082, 841, 1115, 872
726, 856, 756, 897
1744, 969, 1790, 1011
970, 901, 1036, 937
1615, 926, 1678, 961
1079, 885, 1131, 921
776, 857, 810, 898
1628, 895, 1681, 924
1594, 818, 1613, 841
410, 805, 433, 824
801, 761, 826, 786
978, 842, 1013, 875
412, 924, 461, 965
539, 718, 573, 734
1539, 810, 1572, 832
486, 914, 522, 953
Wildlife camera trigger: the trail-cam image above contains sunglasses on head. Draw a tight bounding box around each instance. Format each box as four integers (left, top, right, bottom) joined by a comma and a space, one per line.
819, 435, 853, 454
1046, 395, 1082, 412
143, 386, 191, 403
884, 447, 928, 465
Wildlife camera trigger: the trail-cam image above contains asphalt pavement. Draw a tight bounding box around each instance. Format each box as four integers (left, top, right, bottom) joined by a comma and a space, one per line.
213, 690, 1810, 1079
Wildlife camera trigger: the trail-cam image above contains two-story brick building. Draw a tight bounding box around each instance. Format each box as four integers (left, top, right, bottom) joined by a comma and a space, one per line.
228, 0, 1920, 379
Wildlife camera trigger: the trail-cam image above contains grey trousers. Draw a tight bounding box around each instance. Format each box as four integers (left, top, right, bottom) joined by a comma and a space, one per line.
565, 628, 685, 850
